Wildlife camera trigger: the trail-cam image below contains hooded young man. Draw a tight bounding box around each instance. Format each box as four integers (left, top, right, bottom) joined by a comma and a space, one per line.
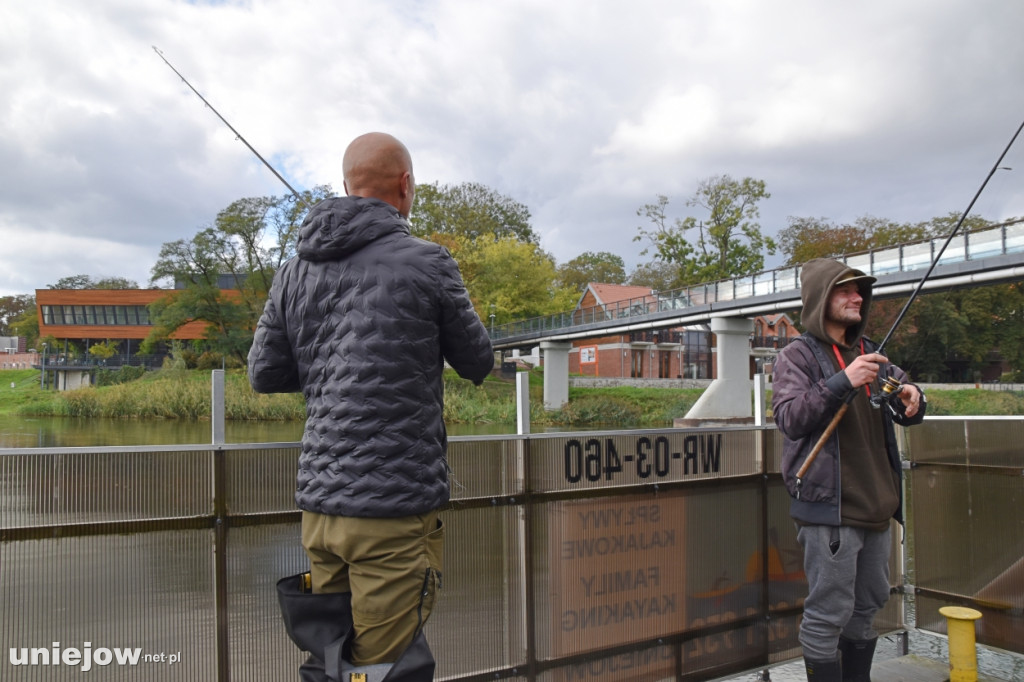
772, 258, 925, 682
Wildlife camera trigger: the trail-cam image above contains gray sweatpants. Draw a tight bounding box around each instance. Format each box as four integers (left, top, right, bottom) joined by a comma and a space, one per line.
796, 524, 892, 660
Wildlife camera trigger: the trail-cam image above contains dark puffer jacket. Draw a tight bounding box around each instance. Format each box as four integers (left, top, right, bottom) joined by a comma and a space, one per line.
248, 196, 494, 518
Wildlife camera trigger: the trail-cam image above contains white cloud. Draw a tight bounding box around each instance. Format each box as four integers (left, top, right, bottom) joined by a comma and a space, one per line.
2, 0, 1024, 295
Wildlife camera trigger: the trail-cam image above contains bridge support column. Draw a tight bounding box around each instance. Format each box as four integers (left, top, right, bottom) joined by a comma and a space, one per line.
683, 317, 753, 423
540, 341, 572, 410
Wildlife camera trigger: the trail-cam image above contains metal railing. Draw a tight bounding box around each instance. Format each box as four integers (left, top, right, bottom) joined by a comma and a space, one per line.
491, 219, 1024, 342
2, 419, 1022, 680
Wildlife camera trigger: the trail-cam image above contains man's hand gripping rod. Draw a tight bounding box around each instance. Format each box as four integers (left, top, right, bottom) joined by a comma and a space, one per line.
795, 115, 1024, 497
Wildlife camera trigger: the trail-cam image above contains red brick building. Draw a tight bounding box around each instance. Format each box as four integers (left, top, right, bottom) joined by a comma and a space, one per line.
566, 283, 800, 380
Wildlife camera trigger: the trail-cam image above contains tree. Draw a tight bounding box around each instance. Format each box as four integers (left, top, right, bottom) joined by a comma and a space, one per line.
633, 176, 775, 286
465, 238, 577, 324
146, 186, 333, 364
48, 275, 139, 290
778, 217, 871, 265
411, 182, 538, 244
556, 251, 627, 291
0, 294, 35, 336
627, 260, 680, 292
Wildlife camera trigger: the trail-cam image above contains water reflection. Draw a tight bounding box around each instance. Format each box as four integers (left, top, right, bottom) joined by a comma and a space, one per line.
0, 415, 629, 448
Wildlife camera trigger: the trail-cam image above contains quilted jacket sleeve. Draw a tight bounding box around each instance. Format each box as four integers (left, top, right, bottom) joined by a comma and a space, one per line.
248, 284, 301, 394
436, 249, 494, 385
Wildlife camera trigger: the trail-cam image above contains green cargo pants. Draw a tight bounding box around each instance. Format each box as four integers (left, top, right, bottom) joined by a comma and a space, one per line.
301, 509, 443, 667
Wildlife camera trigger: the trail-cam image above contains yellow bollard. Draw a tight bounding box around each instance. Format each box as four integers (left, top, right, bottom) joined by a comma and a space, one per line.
939, 606, 983, 682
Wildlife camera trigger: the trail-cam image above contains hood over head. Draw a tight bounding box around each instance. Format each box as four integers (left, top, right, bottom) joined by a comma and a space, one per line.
296, 196, 409, 262
799, 258, 875, 348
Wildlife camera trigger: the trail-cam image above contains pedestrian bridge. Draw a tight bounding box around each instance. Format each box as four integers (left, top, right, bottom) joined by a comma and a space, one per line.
491, 220, 1024, 415
1, 417, 1021, 680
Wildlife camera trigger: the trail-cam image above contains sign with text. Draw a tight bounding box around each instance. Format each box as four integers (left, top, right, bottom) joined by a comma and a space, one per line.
549, 490, 687, 676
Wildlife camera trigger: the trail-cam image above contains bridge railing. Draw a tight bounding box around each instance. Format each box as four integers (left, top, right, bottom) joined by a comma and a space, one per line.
2, 419, 1021, 680
492, 219, 1024, 342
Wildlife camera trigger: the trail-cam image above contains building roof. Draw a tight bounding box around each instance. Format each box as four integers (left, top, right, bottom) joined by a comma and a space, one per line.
578, 283, 654, 310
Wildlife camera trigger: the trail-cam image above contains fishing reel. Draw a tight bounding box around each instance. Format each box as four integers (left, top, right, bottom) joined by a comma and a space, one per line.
870, 375, 904, 410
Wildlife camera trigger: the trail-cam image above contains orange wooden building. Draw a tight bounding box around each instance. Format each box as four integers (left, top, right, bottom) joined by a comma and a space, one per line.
36, 289, 217, 353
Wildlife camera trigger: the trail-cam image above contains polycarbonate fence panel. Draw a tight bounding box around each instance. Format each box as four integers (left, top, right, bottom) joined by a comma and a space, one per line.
0, 448, 212, 526
915, 593, 1023, 658
528, 429, 760, 493
905, 417, 1024, 467
432, 505, 527, 679
908, 464, 1024, 655
528, 484, 770, 664
447, 437, 526, 500
226, 523, 308, 681
1, 530, 215, 680
225, 444, 300, 514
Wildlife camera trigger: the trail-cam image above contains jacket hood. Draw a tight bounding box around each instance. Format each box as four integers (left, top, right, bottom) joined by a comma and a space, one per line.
296, 196, 410, 261
799, 258, 875, 348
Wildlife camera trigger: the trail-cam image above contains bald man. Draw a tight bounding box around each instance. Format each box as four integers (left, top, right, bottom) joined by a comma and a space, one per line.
250, 133, 494, 681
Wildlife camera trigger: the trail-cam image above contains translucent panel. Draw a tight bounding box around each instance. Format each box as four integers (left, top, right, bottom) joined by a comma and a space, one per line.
433, 505, 527, 678
903, 417, 967, 464
528, 430, 760, 493
964, 418, 1024, 467
937, 234, 966, 264
754, 271, 776, 296
909, 466, 1024, 599
844, 253, 871, 274
537, 645, 676, 682
734, 276, 754, 299
968, 228, 1005, 259
531, 490, 692, 660
0, 531, 216, 680
716, 281, 735, 302
872, 246, 902, 274
447, 437, 525, 500
916, 594, 1024, 656
774, 267, 799, 292
901, 241, 933, 271
225, 445, 300, 514
907, 418, 1024, 467
227, 524, 309, 681
0, 448, 212, 527
1005, 222, 1024, 253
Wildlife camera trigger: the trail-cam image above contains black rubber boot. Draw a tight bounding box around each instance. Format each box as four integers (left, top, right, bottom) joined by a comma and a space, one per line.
838, 636, 876, 682
277, 573, 436, 682
804, 655, 842, 682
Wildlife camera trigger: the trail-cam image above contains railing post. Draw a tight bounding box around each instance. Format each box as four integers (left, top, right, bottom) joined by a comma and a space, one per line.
213, 445, 230, 681
211, 369, 225, 445
516, 371, 531, 435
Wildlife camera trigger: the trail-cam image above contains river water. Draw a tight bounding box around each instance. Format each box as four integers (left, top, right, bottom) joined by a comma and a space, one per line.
0, 414, 525, 448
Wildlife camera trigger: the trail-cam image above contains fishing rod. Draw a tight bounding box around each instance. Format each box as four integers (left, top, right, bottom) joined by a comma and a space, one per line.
795, 115, 1024, 492
152, 46, 302, 201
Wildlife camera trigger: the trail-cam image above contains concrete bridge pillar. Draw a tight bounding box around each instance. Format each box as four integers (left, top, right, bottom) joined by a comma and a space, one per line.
683, 317, 753, 422
540, 340, 572, 410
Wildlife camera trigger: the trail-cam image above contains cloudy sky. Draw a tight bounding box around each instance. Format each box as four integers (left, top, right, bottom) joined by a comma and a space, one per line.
3, 0, 1024, 297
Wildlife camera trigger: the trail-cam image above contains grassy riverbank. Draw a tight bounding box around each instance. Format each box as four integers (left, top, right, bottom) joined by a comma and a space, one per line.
2, 367, 1023, 426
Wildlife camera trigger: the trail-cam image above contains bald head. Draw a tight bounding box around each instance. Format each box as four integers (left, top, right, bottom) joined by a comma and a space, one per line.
342, 132, 415, 217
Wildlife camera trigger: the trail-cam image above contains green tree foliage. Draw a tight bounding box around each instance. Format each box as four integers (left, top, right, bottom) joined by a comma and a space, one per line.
145, 186, 333, 363
411, 181, 538, 244
556, 251, 627, 291
0, 294, 35, 337
48, 275, 140, 289
634, 176, 775, 287
781, 211, 1024, 380
627, 261, 680, 292
467, 238, 578, 324
88, 339, 118, 361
